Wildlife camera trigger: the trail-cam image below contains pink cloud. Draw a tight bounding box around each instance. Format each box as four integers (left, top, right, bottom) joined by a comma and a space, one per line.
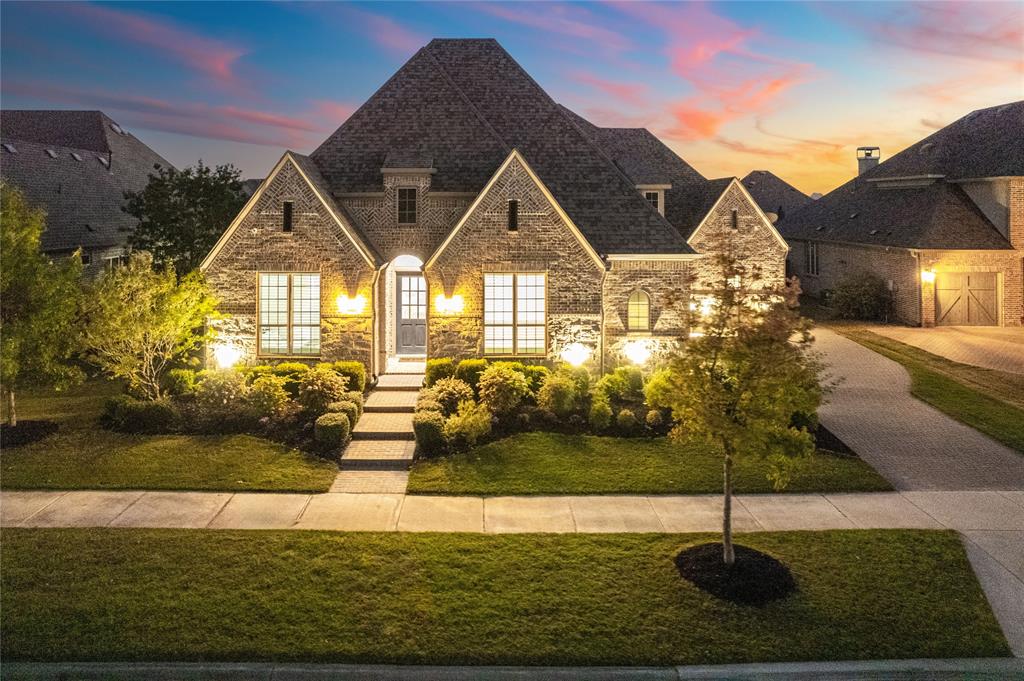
472, 3, 631, 53
570, 70, 648, 105
312, 100, 357, 123
713, 137, 789, 158
340, 7, 426, 57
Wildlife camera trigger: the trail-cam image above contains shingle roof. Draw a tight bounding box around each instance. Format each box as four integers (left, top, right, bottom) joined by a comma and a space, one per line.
312, 38, 690, 255
741, 170, 811, 220
1, 110, 173, 252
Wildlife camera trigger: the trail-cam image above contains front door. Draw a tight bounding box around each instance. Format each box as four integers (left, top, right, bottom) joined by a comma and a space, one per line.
935, 272, 998, 326
397, 274, 427, 354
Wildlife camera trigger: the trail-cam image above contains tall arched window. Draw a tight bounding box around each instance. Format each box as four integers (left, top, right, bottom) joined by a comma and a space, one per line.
627, 290, 651, 331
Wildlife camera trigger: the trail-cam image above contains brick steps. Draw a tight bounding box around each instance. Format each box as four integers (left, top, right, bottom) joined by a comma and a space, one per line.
364, 391, 417, 413
374, 373, 424, 391
338, 372, 422, 477
341, 440, 415, 471
351, 409, 415, 441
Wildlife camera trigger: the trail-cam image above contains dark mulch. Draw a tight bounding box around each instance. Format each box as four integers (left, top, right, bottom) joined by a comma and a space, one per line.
675, 542, 797, 607
1, 420, 59, 448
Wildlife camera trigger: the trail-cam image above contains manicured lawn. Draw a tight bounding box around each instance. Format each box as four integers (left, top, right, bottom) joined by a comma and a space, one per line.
836, 328, 1024, 453
1, 380, 338, 493
0, 528, 1007, 665
408, 432, 891, 495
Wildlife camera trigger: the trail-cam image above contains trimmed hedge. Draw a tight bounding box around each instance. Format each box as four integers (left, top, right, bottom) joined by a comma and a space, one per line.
102, 395, 182, 434
332, 361, 367, 394
455, 359, 488, 393
327, 400, 360, 429
413, 410, 446, 456
425, 358, 456, 387
314, 412, 350, 449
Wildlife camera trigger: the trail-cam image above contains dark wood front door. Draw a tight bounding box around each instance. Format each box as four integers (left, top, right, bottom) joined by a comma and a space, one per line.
397, 274, 427, 353
935, 272, 998, 326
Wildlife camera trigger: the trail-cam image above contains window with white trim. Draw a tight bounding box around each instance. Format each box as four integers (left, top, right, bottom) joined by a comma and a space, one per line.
483, 273, 545, 355
259, 273, 321, 356
805, 242, 820, 276
627, 290, 650, 331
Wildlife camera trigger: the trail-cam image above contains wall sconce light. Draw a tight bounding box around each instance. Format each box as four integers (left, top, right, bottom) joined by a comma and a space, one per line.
560, 342, 592, 367
920, 269, 936, 284
336, 294, 367, 315
623, 339, 652, 365
434, 293, 464, 315
213, 344, 242, 370
690, 295, 716, 317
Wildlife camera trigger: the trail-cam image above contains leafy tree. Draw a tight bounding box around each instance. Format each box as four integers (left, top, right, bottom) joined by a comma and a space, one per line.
123, 161, 245, 274
652, 247, 823, 565
0, 183, 84, 426
83, 252, 219, 400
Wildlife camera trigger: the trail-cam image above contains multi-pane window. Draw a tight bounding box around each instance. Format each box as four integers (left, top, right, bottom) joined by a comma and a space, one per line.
397, 187, 417, 224
643, 191, 660, 213
627, 290, 650, 331
259, 273, 321, 356
483, 273, 545, 356
805, 242, 820, 276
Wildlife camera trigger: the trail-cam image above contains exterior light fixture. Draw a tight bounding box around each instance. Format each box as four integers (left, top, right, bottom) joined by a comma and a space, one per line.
921, 269, 936, 284
560, 342, 591, 367
434, 293, 464, 315
623, 339, 652, 365
213, 344, 242, 370
336, 294, 367, 315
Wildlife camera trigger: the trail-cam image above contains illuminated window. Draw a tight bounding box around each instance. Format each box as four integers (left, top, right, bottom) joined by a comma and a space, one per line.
397, 187, 417, 224
627, 290, 650, 331
805, 242, 820, 276
259, 273, 320, 356
483, 273, 545, 355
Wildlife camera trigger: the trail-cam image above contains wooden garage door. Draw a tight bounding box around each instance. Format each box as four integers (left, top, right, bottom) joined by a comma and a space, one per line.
935, 272, 998, 326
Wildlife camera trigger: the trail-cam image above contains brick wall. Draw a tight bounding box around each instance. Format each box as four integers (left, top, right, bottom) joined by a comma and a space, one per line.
919, 249, 1023, 326
203, 159, 377, 367
602, 259, 690, 368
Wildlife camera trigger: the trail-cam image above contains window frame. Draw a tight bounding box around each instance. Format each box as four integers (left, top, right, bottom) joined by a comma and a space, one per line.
257, 271, 322, 358
282, 201, 294, 233
805, 242, 820, 276
626, 289, 651, 332
482, 272, 547, 357
397, 187, 418, 225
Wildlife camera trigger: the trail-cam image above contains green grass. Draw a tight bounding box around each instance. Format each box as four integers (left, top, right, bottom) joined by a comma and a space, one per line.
836, 328, 1024, 453
1, 380, 338, 492
0, 528, 1007, 665
408, 432, 891, 495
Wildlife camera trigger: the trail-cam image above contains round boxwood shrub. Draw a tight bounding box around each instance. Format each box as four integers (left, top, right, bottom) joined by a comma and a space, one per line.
425, 358, 456, 387
430, 377, 475, 416
455, 358, 488, 394
342, 390, 364, 419
537, 372, 579, 418
443, 400, 492, 450
102, 395, 182, 434
616, 408, 640, 434
332, 361, 367, 394
162, 368, 197, 396
645, 408, 665, 429
297, 365, 348, 415
314, 412, 350, 450
413, 409, 446, 456
327, 399, 360, 428
478, 363, 531, 416
272, 362, 311, 397
589, 393, 612, 431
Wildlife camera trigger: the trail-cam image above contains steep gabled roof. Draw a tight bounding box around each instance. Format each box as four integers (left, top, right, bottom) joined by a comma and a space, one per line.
312, 38, 688, 255
741, 170, 811, 219
0, 110, 173, 252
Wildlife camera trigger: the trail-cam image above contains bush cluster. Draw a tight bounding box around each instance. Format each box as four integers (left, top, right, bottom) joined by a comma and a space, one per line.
827, 271, 893, 321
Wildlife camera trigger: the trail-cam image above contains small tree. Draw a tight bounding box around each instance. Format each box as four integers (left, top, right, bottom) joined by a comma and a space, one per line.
656, 249, 823, 565
124, 161, 245, 275
83, 252, 218, 400
0, 183, 84, 426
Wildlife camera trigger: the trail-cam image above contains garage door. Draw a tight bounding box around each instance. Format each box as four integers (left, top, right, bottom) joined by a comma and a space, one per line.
935, 272, 998, 326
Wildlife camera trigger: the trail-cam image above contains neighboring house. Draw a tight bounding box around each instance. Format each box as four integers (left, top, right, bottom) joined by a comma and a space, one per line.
780, 101, 1023, 327
741, 170, 812, 222
201, 39, 787, 376
0, 110, 173, 275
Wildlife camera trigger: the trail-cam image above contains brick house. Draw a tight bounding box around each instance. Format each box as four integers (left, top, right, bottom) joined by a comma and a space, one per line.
780, 101, 1023, 327
201, 39, 787, 377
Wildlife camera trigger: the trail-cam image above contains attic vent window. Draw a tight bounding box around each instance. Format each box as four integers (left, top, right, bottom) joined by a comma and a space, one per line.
45, 149, 58, 158
282, 201, 294, 232
508, 199, 519, 231
71, 152, 83, 161
2, 143, 17, 154
97, 156, 109, 167
731, 209, 739, 230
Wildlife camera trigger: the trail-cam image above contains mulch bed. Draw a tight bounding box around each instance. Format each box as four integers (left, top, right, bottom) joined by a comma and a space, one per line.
675, 542, 797, 607
1, 420, 59, 448
814, 423, 856, 456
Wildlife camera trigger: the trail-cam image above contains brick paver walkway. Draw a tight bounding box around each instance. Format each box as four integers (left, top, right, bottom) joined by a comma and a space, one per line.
868, 326, 1024, 375
815, 328, 1024, 491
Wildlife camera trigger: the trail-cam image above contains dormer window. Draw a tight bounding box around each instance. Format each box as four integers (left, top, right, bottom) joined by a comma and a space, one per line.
636, 186, 667, 216
398, 187, 417, 224
282, 201, 293, 232
643, 191, 660, 212
508, 199, 519, 231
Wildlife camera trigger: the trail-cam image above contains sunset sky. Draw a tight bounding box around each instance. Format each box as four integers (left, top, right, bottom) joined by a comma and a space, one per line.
2, 1, 1020, 195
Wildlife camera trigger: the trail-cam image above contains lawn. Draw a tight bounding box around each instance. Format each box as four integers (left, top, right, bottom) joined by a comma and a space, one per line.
0, 380, 338, 493
0, 528, 1007, 665
835, 327, 1024, 453
407, 432, 891, 495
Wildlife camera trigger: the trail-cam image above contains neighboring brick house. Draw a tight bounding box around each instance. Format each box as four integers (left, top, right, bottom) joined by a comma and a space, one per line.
741, 170, 812, 222
0, 110, 173, 275
781, 101, 1023, 327
201, 39, 787, 377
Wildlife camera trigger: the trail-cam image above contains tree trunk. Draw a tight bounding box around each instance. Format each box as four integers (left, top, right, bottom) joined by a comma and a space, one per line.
723, 451, 735, 565
6, 389, 16, 428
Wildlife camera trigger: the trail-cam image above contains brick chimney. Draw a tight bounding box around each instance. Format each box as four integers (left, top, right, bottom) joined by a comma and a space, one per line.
857, 146, 880, 175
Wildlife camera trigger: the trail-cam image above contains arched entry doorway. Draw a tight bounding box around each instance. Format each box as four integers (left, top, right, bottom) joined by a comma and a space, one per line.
383, 255, 426, 366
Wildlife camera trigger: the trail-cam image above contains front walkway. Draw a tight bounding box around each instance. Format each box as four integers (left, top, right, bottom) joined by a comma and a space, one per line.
814, 328, 1024, 490
868, 325, 1024, 375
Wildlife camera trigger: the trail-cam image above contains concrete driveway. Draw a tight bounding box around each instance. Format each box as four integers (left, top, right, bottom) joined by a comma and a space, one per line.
868, 326, 1024, 374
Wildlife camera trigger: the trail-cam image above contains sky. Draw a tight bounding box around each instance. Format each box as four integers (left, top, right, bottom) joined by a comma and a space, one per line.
2, 1, 1020, 195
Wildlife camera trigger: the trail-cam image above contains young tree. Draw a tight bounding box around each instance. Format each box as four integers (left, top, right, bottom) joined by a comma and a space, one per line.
652, 248, 823, 565
123, 161, 246, 274
83, 252, 219, 400
0, 183, 84, 426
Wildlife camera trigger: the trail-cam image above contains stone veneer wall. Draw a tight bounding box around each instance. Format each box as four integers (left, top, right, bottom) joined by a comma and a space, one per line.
602, 259, 690, 368
203, 160, 377, 368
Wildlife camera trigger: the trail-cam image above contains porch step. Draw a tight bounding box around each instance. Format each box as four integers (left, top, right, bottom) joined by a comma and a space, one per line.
329, 470, 409, 493
375, 373, 424, 391
341, 440, 416, 470
351, 411, 415, 440
364, 391, 417, 413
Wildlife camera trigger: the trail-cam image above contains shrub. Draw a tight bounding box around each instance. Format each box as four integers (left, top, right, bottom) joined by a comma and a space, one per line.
455, 358, 488, 393
332, 361, 367, 394
102, 395, 182, 434
829, 271, 893, 321
343, 390, 364, 419
478, 363, 531, 415
616, 408, 640, 434
537, 372, 579, 418
297, 366, 348, 415
247, 374, 291, 418
413, 409, 446, 456
589, 393, 613, 431
272, 362, 310, 397
490, 361, 549, 395
644, 368, 675, 410
327, 399, 359, 428
558, 365, 591, 396
241, 365, 273, 383
416, 396, 444, 415
596, 366, 645, 404
443, 400, 492, 450
162, 368, 197, 396
430, 377, 475, 416
425, 358, 456, 386
314, 412, 350, 450
193, 370, 256, 431
645, 408, 665, 429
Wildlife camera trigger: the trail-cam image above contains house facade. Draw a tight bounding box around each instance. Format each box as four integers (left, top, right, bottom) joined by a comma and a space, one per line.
201, 39, 787, 377
780, 101, 1023, 327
